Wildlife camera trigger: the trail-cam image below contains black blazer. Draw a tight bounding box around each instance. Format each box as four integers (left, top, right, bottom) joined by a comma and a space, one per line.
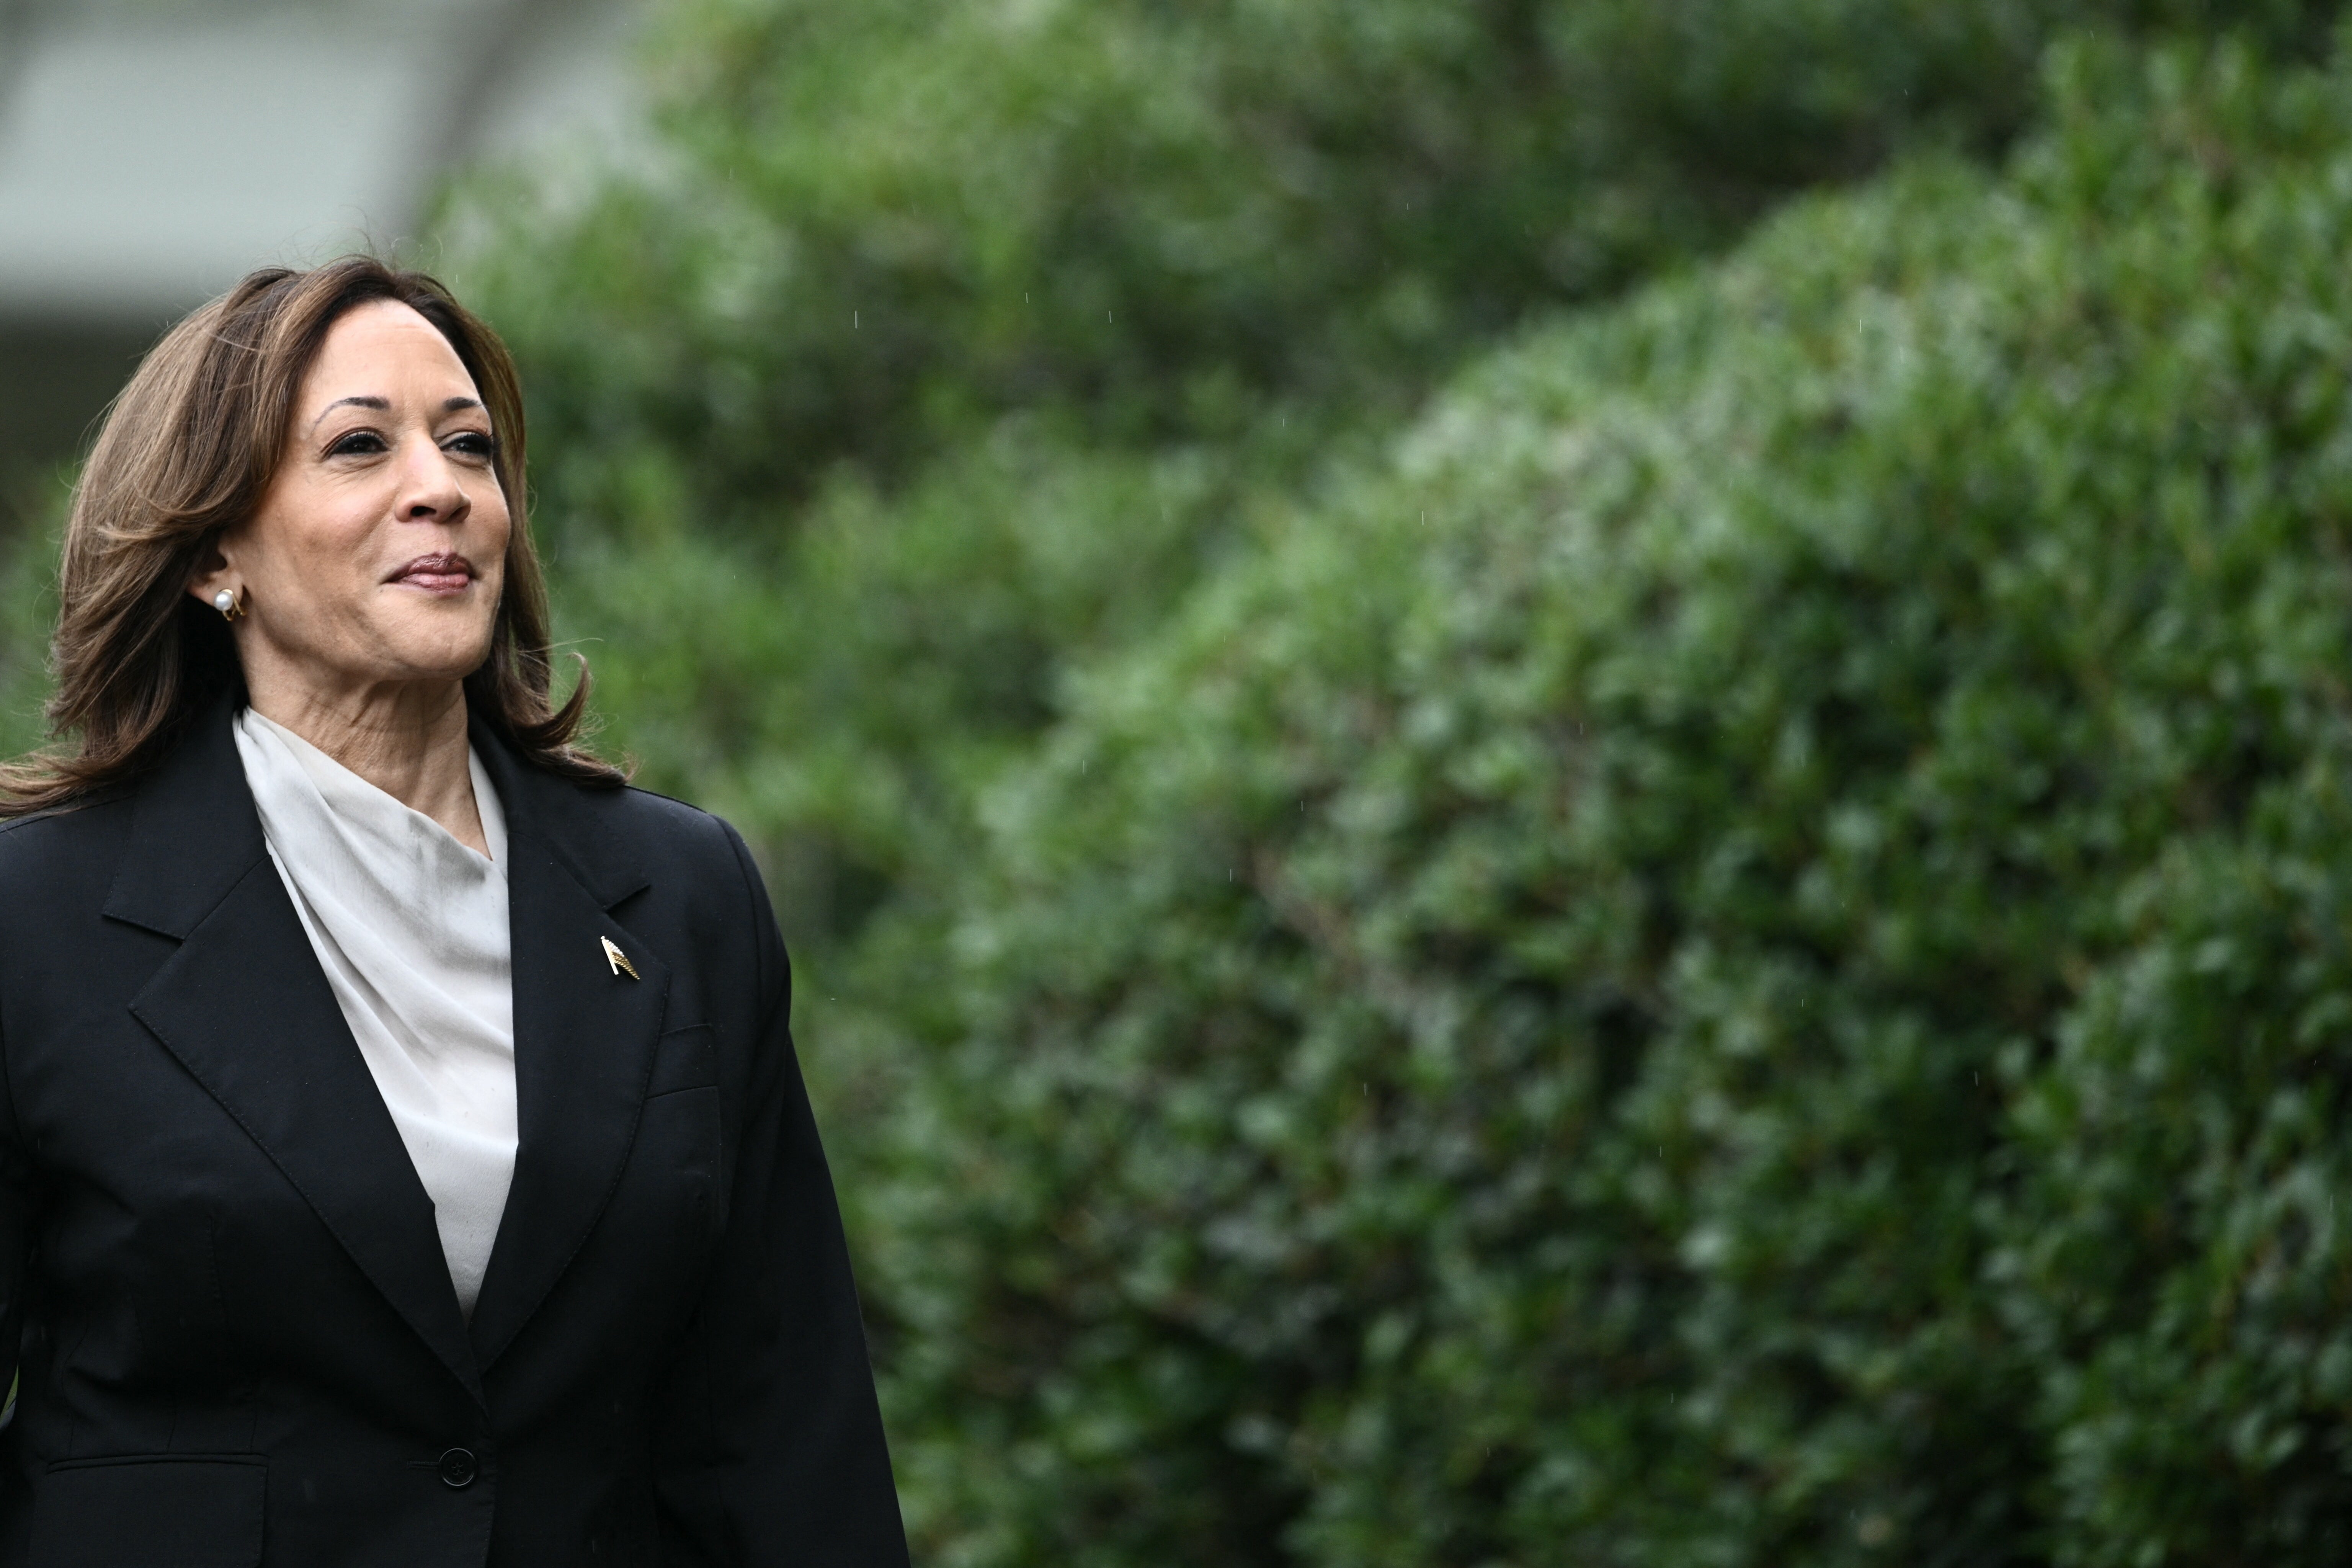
0, 699, 908, 1566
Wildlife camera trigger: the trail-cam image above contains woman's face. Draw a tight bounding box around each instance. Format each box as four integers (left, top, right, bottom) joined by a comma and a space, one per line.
195, 299, 510, 697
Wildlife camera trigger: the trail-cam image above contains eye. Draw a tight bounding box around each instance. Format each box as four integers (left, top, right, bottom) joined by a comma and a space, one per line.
325, 430, 389, 457
444, 431, 499, 461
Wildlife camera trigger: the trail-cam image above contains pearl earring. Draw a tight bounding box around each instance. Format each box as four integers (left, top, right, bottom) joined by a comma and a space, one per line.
212, 588, 244, 622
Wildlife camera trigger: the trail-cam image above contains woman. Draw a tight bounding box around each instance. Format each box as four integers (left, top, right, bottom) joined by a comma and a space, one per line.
0, 258, 908, 1565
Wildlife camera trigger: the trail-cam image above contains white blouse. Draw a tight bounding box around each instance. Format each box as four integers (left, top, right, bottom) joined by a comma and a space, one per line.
232, 707, 517, 1318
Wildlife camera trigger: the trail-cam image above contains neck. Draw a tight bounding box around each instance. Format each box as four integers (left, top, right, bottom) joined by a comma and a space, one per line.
243, 675, 487, 856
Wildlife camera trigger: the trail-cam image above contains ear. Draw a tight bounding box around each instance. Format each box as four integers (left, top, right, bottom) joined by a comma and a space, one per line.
185, 539, 235, 610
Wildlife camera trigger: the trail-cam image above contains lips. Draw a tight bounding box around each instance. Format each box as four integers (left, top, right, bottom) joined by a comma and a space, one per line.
390, 552, 476, 594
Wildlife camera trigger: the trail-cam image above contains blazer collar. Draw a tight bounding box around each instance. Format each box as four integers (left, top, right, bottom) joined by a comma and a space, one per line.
463, 709, 648, 913
102, 698, 270, 940
99, 697, 652, 932
108, 696, 486, 1401
105, 697, 672, 1392
462, 714, 671, 1371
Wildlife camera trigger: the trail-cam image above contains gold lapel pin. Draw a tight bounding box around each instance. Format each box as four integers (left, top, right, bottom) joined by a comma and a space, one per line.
601, 936, 640, 980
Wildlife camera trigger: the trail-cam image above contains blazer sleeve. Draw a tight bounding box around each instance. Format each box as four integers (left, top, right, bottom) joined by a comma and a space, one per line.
0, 1003, 33, 1442
652, 820, 909, 1565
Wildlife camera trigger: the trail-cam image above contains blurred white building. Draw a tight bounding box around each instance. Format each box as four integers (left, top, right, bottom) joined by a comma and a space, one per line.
0, 0, 647, 477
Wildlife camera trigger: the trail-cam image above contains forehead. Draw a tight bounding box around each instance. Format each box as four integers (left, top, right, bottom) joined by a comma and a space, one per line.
302, 300, 480, 400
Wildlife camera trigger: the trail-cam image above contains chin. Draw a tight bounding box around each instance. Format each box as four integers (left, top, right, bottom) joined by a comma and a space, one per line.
379, 619, 498, 683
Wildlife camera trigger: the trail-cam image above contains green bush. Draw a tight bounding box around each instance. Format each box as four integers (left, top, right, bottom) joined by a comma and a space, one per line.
844, 36, 2352, 1564
457, 0, 2342, 516
442, 0, 2347, 973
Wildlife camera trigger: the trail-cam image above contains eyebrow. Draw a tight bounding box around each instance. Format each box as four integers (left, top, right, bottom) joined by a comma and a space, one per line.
310, 395, 387, 431
309, 394, 487, 431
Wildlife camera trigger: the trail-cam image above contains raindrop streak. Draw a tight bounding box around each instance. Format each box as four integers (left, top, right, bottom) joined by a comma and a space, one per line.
853, 310, 859, 328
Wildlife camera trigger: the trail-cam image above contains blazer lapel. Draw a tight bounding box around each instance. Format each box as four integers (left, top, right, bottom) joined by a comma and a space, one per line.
464, 727, 668, 1371
105, 702, 482, 1402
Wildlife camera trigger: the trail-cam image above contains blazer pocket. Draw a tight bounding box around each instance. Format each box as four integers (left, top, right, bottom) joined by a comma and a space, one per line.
31, 1457, 265, 1568
647, 1022, 719, 1099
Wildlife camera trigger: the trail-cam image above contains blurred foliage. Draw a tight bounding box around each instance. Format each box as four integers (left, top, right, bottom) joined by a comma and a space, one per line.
459, 0, 2342, 508
440, 0, 2346, 969
0, 499, 66, 763
841, 33, 2352, 1565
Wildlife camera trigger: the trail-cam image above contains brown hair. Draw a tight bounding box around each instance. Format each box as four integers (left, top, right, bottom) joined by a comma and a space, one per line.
0, 256, 621, 813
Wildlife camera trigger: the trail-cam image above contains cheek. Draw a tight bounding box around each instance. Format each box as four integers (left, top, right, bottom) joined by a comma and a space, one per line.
241, 488, 380, 602
483, 493, 513, 551
477, 496, 514, 590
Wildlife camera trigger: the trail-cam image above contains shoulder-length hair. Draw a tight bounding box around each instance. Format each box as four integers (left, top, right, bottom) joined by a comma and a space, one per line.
0, 256, 621, 814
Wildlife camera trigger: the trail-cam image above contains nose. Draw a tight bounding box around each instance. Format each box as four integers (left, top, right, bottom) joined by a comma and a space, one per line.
395, 431, 472, 525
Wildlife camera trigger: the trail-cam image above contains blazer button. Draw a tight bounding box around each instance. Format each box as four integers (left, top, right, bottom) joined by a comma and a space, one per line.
437, 1447, 479, 1488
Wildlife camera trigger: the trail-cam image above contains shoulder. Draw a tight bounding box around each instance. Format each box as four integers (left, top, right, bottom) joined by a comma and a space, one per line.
0, 795, 144, 975
0, 793, 136, 895
512, 768, 764, 913
561, 778, 750, 872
